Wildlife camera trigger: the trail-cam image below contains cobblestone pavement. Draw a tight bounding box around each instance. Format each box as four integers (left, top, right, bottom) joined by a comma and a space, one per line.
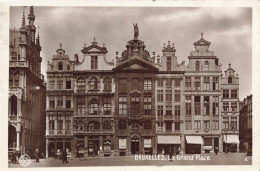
8, 152, 252, 168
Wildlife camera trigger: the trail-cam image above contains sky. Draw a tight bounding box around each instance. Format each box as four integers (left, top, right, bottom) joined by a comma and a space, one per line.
9, 7, 252, 100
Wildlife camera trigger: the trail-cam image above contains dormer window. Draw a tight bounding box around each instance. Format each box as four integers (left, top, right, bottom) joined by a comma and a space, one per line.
228, 76, 232, 84
91, 56, 98, 69
58, 62, 63, 70
204, 61, 209, 70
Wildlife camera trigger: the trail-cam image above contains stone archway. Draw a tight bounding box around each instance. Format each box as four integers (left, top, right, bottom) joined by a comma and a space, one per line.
129, 133, 141, 155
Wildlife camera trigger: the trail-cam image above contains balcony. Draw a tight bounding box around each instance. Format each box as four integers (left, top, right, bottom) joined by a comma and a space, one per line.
9, 61, 28, 68
9, 87, 24, 100
8, 115, 17, 122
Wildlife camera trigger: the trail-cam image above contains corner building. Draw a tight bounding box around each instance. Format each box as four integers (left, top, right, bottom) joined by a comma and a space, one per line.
8, 7, 46, 155
46, 28, 240, 157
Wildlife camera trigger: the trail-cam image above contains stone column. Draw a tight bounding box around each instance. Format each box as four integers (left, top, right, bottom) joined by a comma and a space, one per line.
84, 136, 88, 156
16, 132, 20, 151
99, 136, 103, 156
219, 135, 223, 153
181, 135, 185, 154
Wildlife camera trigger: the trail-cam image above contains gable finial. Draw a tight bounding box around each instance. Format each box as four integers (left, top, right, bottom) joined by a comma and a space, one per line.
201, 32, 204, 39
60, 43, 62, 48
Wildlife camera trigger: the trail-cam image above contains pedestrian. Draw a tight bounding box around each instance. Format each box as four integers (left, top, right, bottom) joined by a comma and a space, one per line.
169, 148, 173, 162
11, 149, 16, 164
150, 148, 153, 156
34, 149, 40, 163
62, 149, 68, 164
214, 146, 219, 155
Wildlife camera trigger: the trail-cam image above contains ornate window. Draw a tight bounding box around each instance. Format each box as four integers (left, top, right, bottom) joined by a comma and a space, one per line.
223, 102, 229, 112
104, 78, 112, 90
58, 61, 63, 70
230, 117, 237, 129
49, 116, 55, 130
77, 97, 85, 115
88, 121, 100, 130
90, 77, 98, 90
228, 76, 232, 84
212, 96, 219, 116
58, 80, 63, 89
194, 77, 200, 90
77, 121, 85, 131
57, 116, 63, 130
223, 89, 229, 98
213, 77, 219, 90
131, 94, 140, 114
195, 96, 201, 115
10, 95, 17, 115
223, 117, 229, 129
203, 96, 209, 115
231, 102, 237, 112
203, 77, 210, 90
204, 61, 209, 70
185, 77, 191, 90
185, 96, 191, 116
90, 99, 99, 115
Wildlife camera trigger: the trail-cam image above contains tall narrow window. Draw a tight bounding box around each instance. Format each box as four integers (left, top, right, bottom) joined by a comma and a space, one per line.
223, 89, 229, 98
185, 120, 192, 130
58, 62, 63, 70
204, 96, 209, 115
223, 117, 229, 129
204, 61, 209, 71
144, 96, 152, 115
185, 96, 191, 116
175, 121, 180, 131
212, 96, 219, 116
231, 90, 237, 98
49, 99, 55, 109
104, 97, 111, 115
213, 120, 219, 130
231, 102, 237, 112
49, 116, 55, 130
196, 61, 200, 71
228, 76, 232, 84
57, 98, 63, 108
185, 77, 191, 90
119, 96, 127, 115
144, 79, 152, 91
65, 116, 71, 130
194, 120, 201, 130
166, 104, 172, 116
77, 97, 85, 115
157, 105, 163, 118
166, 90, 172, 102
194, 77, 201, 90
157, 78, 163, 87
203, 77, 210, 90
157, 90, 163, 102
223, 102, 229, 112
91, 56, 98, 69
10, 95, 17, 115
119, 120, 127, 129
231, 117, 237, 129
66, 100, 71, 109
175, 78, 180, 87
165, 122, 172, 132
66, 80, 71, 89
195, 96, 201, 115
166, 78, 172, 87
90, 99, 99, 115
104, 78, 112, 90
175, 90, 180, 102
57, 116, 63, 130
175, 105, 180, 118
131, 95, 140, 114
58, 80, 63, 89
167, 57, 171, 71
132, 78, 139, 90
78, 121, 85, 130
213, 77, 219, 90
50, 80, 55, 89
203, 120, 210, 130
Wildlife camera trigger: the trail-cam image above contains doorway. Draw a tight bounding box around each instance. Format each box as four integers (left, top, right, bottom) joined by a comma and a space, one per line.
131, 138, 139, 154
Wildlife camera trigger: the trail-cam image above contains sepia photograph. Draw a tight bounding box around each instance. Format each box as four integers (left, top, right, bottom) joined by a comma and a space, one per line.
2, 3, 256, 169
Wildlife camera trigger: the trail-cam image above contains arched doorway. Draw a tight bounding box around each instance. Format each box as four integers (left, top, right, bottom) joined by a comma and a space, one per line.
8, 125, 17, 149
130, 134, 141, 155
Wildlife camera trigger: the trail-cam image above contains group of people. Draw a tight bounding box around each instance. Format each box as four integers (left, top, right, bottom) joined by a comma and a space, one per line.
168, 147, 181, 162
10, 149, 42, 164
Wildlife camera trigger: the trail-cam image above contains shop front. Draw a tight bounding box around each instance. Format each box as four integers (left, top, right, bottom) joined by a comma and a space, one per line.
185, 136, 203, 154
223, 134, 239, 153
157, 136, 181, 155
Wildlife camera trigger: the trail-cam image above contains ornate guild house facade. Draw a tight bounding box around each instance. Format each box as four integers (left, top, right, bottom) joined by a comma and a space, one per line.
45, 25, 241, 157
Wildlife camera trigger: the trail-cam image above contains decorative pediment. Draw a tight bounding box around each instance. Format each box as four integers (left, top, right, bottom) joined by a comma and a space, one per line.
194, 38, 211, 46
113, 58, 158, 73
81, 44, 108, 54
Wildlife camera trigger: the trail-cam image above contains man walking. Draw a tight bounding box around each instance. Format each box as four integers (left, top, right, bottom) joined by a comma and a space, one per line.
62, 149, 68, 164
214, 146, 219, 155
34, 149, 40, 163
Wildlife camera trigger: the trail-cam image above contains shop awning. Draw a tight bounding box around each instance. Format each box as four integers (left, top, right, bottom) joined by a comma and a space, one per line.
186, 136, 203, 144
157, 136, 181, 144
223, 135, 239, 144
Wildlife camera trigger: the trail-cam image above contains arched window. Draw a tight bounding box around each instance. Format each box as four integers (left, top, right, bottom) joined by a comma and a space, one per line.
228, 77, 232, 84
10, 95, 17, 115
77, 121, 85, 130
196, 61, 200, 71
58, 62, 63, 70
104, 78, 112, 90
88, 121, 100, 130
103, 121, 111, 130
90, 77, 98, 90
205, 61, 209, 70
90, 99, 99, 115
